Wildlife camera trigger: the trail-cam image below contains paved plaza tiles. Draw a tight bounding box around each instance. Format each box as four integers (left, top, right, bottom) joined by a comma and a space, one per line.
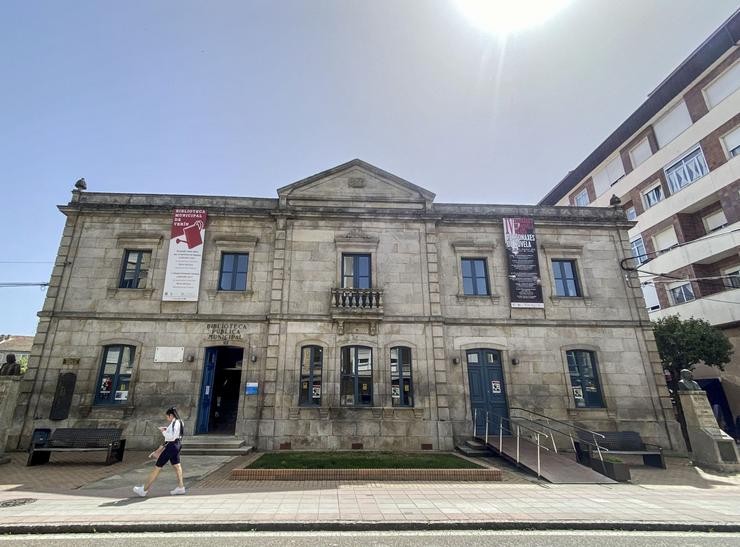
0, 452, 739, 532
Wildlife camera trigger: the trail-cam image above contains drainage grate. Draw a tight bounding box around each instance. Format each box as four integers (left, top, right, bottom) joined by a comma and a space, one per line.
0, 498, 37, 508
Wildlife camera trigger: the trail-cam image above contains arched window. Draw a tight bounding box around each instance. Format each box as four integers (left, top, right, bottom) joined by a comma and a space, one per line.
390, 346, 413, 407
340, 346, 372, 406
95, 345, 135, 405
566, 350, 604, 408
299, 345, 323, 406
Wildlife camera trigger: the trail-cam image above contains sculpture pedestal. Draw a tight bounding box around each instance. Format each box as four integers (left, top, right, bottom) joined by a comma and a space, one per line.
680, 391, 740, 473
0, 376, 23, 464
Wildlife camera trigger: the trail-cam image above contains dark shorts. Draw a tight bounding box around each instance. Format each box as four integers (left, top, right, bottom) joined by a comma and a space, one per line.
155, 440, 181, 467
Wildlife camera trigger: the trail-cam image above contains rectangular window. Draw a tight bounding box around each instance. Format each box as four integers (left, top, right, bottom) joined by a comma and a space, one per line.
653, 101, 692, 148
342, 253, 371, 289
218, 253, 249, 291
642, 283, 661, 312
704, 61, 740, 109
566, 350, 604, 408
722, 268, 740, 290
669, 283, 695, 305
629, 137, 652, 168
552, 259, 581, 297
340, 346, 373, 406
593, 156, 626, 196
722, 126, 740, 158
642, 183, 663, 209
95, 345, 135, 405
654, 226, 678, 253
665, 147, 708, 193
299, 345, 323, 406
625, 206, 637, 221
574, 189, 590, 206
119, 250, 151, 289
702, 209, 727, 233
630, 237, 647, 266
390, 346, 413, 407
461, 258, 490, 296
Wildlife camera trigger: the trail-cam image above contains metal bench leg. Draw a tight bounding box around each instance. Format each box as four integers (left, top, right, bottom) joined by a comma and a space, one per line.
106, 440, 126, 465
642, 453, 665, 469
27, 450, 51, 466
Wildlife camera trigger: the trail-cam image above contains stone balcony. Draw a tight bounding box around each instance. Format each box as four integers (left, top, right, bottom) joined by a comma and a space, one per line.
330, 288, 384, 334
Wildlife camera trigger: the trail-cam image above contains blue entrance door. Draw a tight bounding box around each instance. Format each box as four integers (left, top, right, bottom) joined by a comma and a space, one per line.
196, 348, 218, 434
466, 349, 509, 437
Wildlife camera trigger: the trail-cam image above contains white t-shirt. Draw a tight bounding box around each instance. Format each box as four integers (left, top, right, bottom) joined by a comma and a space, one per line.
162, 419, 183, 442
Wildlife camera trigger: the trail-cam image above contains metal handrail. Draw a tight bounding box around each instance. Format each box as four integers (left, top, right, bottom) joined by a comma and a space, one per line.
509, 407, 606, 438
508, 406, 606, 462
472, 411, 552, 478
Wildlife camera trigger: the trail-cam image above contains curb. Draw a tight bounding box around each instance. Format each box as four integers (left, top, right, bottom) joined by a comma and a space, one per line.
230, 468, 502, 481
1, 520, 739, 535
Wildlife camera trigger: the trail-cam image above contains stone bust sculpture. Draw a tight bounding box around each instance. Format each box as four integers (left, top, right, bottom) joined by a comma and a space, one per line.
0, 353, 21, 376
677, 368, 702, 391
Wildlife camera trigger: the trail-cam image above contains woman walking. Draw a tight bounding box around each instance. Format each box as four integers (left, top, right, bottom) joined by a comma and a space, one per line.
133, 406, 186, 496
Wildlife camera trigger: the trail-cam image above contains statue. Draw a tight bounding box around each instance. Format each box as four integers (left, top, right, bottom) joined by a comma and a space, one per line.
677, 368, 702, 391
0, 354, 21, 376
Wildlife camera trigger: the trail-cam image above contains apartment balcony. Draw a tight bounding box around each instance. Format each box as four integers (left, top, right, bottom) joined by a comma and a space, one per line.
330, 288, 384, 333
649, 287, 740, 326
641, 221, 740, 274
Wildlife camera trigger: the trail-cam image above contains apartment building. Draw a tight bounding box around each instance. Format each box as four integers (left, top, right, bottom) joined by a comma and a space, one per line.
540, 10, 740, 438
10, 159, 682, 452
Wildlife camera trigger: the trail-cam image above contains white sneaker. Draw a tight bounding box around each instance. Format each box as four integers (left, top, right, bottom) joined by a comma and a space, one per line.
170, 486, 186, 495
133, 485, 148, 497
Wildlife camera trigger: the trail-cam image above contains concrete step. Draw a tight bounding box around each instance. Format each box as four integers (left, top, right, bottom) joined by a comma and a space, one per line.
180, 445, 253, 456
465, 439, 488, 450
182, 437, 247, 450
456, 444, 492, 457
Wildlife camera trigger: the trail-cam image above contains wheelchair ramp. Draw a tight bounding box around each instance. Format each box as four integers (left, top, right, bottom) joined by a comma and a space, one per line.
487, 436, 616, 484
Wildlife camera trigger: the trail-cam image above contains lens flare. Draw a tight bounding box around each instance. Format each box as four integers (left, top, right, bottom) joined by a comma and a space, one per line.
455, 0, 571, 35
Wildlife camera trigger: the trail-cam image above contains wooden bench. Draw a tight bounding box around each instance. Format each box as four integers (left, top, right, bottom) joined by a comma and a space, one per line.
576, 430, 665, 469
27, 428, 126, 466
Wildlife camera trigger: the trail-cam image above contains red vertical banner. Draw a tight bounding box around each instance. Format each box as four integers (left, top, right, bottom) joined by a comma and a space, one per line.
163, 209, 207, 301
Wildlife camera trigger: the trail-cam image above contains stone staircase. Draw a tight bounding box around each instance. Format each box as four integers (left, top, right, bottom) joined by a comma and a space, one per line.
455, 438, 494, 458
180, 436, 253, 456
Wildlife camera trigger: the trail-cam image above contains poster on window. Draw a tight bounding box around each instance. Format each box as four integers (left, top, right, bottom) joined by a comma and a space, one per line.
163, 209, 208, 301
503, 217, 544, 308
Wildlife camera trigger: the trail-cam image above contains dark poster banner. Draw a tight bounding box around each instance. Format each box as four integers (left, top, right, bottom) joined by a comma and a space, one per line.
503, 217, 544, 308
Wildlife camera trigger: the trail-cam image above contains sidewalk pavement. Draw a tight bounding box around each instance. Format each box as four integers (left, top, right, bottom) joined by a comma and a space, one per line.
0, 451, 739, 533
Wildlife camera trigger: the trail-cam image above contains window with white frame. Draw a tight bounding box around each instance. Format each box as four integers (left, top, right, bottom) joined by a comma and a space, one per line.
665, 147, 709, 193
669, 282, 695, 305
629, 137, 652, 168
653, 226, 678, 253
573, 188, 589, 206
722, 125, 740, 158
653, 101, 692, 148
630, 237, 647, 266
592, 156, 625, 195
625, 206, 637, 221
642, 283, 661, 311
704, 61, 740, 109
702, 209, 727, 233
723, 267, 740, 290
642, 182, 663, 209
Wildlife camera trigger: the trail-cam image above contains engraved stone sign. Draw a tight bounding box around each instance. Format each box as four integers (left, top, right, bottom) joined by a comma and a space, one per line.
154, 346, 185, 363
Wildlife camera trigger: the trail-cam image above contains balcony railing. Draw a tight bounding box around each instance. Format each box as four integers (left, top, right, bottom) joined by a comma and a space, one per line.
331, 288, 383, 312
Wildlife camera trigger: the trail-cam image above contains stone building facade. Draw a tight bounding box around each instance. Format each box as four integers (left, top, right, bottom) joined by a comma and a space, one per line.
12, 160, 683, 452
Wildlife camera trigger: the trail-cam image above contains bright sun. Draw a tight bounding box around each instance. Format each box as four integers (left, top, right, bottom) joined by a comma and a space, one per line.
454, 0, 571, 35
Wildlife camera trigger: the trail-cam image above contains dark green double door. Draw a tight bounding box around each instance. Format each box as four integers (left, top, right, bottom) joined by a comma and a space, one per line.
466, 349, 509, 437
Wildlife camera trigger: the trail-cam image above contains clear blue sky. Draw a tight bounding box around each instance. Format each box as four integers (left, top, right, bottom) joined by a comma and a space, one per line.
1, 0, 737, 335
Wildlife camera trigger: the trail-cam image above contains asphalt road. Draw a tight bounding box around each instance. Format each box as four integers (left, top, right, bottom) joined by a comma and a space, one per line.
0, 531, 739, 546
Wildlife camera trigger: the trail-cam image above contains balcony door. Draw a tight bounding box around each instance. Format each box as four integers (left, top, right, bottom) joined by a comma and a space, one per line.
342, 253, 371, 289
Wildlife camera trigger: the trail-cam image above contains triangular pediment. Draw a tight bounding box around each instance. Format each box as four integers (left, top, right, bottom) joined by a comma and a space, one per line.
277, 159, 435, 207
